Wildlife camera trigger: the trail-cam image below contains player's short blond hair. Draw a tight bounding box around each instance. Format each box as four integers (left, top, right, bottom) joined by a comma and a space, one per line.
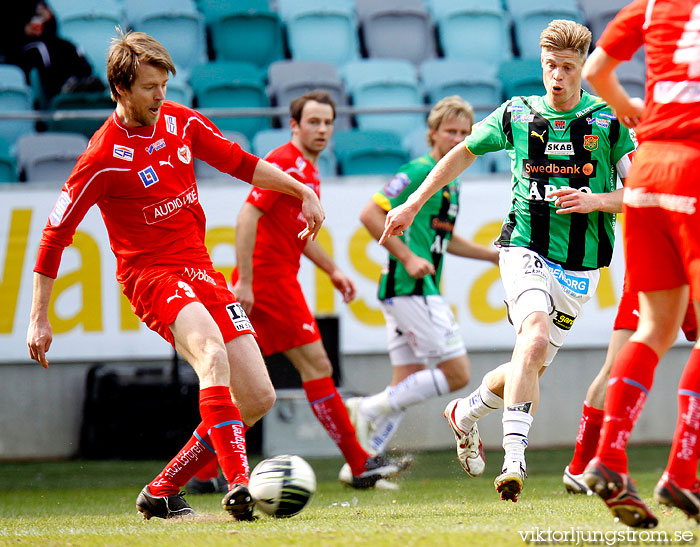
540, 19, 592, 61
426, 95, 474, 146
107, 28, 175, 102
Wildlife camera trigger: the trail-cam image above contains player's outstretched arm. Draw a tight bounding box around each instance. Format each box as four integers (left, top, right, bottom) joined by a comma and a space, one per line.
549, 187, 624, 214
360, 199, 435, 278
583, 47, 644, 128
380, 143, 476, 244
27, 272, 55, 369
447, 234, 499, 264
303, 240, 356, 303
250, 160, 325, 240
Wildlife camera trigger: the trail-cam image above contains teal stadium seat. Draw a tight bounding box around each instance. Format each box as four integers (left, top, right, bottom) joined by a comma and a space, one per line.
47, 91, 114, 139
16, 132, 88, 182
166, 71, 194, 107
579, 0, 629, 42
0, 65, 34, 148
267, 60, 349, 129
0, 140, 18, 183
125, 0, 206, 73
419, 59, 502, 116
426, 0, 512, 64
401, 125, 429, 159
499, 59, 546, 99
277, 0, 359, 67
341, 59, 424, 136
616, 59, 647, 100
189, 62, 269, 140
200, 0, 284, 68
356, 0, 436, 65
51, 0, 124, 82
504, 0, 584, 59
334, 130, 409, 176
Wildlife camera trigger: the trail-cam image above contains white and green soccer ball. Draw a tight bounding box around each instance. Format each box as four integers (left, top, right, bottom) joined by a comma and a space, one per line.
248, 455, 316, 517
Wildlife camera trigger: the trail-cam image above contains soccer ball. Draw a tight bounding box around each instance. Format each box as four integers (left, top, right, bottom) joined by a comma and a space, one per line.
248, 455, 316, 518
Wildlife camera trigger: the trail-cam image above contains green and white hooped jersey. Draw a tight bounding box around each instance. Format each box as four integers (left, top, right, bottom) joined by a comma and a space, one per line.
465, 91, 635, 270
373, 154, 459, 300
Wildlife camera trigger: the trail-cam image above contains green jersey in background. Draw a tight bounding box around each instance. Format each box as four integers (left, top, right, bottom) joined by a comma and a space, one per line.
373, 154, 459, 300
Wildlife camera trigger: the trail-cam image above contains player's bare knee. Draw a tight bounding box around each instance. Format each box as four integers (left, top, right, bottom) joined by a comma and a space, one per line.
441, 360, 470, 391
196, 341, 230, 385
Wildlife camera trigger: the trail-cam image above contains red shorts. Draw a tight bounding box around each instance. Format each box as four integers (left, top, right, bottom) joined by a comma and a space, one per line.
623, 140, 700, 301
232, 268, 320, 356
614, 280, 697, 341
123, 266, 255, 347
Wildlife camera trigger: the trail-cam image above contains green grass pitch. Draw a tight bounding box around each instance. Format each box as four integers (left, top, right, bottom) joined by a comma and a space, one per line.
0, 446, 697, 546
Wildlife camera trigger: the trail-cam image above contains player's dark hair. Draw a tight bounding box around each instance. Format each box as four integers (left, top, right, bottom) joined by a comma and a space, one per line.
107, 27, 176, 102
290, 90, 336, 123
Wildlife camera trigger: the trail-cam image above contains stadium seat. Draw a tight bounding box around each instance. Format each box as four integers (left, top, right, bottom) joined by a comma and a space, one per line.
491, 149, 512, 174
401, 125, 429, 159
341, 59, 424, 136
194, 130, 251, 180
578, 0, 628, 42
279, 0, 360, 67
200, 0, 284, 68
0, 65, 34, 148
124, 0, 206, 73
616, 59, 647, 100
189, 62, 269, 140
334, 130, 409, 176
507, 1, 584, 59
428, 0, 512, 64
0, 140, 18, 183
52, 0, 124, 81
356, 0, 436, 65
267, 60, 349, 129
499, 59, 545, 99
47, 91, 114, 138
419, 59, 502, 114
166, 70, 194, 107
16, 132, 88, 182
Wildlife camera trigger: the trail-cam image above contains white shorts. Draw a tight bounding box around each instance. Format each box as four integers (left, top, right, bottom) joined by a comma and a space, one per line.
499, 247, 600, 365
381, 294, 467, 366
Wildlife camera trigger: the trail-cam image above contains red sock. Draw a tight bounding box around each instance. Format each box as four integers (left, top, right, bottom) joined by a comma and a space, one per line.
199, 385, 249, 487
195, 457, 220, 481
568, 401, 604, 475
303, 377, 369, 476
596, 341, 658, 473
665, 348, 700, 488
148, 421, 217, 496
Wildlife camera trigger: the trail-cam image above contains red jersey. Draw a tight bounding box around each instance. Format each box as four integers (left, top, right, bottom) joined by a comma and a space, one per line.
245, 141, 320, 277
34, 101, 259, 285
597, 0, 700, 143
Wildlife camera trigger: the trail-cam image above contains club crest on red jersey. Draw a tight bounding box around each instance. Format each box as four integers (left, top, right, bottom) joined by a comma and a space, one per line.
177, 145, 191, 164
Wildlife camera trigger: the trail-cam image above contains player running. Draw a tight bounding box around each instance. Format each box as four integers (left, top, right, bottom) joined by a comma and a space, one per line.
345, 96, 498, 463
581, 0, 700, 528
380, 20, 635, 503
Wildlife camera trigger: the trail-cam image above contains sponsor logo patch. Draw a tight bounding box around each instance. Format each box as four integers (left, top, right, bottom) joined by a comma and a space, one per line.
146, 138, 166, 155
553, 310, 576, 330
513, 114, 535, 123
138, 165, 159, 187
522, 159, 597, 178
165, 115, 177, 135
507, 105, 525, 112
142, 184, 198, 224
226, 302, 254, 332
599, 112, 616, 119
583, 135, 599, 151
554, 120, 566, 130
49, 191, 71, 226
384, 172, 410, 197
545, 259, 590, 295
113, 144, 133, 161
177, 145, 191, 164
545, 141, 574, 155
